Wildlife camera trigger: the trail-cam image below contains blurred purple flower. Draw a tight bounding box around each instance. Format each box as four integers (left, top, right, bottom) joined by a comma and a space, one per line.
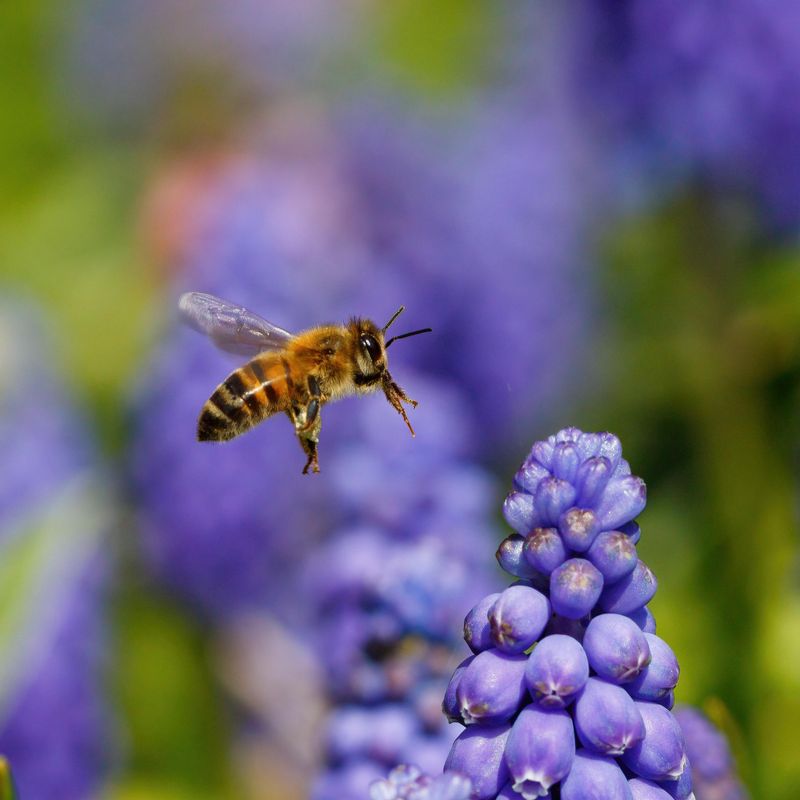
571, 0, 800, 227
0, 301, 114, 799
674, 706, 749, 800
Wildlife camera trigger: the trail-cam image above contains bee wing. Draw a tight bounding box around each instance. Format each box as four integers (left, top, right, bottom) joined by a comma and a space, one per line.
178, 292, 294, 356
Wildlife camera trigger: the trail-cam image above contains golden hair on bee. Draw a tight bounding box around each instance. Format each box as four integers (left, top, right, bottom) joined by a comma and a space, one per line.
178, 293, 432, 474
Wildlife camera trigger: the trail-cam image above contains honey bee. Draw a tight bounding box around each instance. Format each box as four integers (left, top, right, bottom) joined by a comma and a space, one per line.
179, 292, 432, 474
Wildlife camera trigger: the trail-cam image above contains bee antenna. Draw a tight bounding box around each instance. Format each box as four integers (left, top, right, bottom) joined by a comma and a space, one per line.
382, 306, 406, 333
385, 328, 433, 348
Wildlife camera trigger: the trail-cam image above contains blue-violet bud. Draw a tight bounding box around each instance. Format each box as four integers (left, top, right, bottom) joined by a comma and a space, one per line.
558, 507, 600, 551
598, 560, 658, 614
549, 558, 604, 619
444, 723, 511, 800
583, 613, 652, 683
627, 634, 680, 701
504, 705, 575, 798
457, 649, 528, 725
573, 677, 645, 755
489, 585, 550, 653
560, 749, 633, 800
464, 594, 501, 654
524, 528, 568, 576
524, 634, 589, 709
621, 702, 688, 782
586, 530, 638, 582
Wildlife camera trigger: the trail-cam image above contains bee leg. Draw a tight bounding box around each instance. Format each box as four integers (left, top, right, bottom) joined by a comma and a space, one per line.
383, 377, 418, 437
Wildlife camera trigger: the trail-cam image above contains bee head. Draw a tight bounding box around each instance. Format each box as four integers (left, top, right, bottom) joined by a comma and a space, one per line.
352, 320, 387, 381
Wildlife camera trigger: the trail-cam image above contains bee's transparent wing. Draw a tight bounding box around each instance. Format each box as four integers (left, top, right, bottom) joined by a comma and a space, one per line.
178, 292, 294, 356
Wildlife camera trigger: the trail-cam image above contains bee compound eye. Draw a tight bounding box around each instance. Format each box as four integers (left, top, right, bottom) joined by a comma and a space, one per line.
360, 334, 381, 362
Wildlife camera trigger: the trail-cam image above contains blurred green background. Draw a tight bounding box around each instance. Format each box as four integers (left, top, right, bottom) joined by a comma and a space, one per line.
1, 1, 799, 799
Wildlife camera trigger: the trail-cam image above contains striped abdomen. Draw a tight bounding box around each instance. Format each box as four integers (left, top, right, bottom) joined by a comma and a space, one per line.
197, 353, 291, 441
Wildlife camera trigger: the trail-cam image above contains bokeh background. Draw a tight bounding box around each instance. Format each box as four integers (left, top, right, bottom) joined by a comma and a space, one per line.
0, 1, 798, 798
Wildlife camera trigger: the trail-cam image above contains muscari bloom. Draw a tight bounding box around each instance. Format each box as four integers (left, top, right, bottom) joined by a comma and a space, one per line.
0, 301, 114, 799
308, 382, 497, 799
444, 428, 692, 800
674, 706, 749, 800
570, 0, 800, 228
369, 764, 472, 800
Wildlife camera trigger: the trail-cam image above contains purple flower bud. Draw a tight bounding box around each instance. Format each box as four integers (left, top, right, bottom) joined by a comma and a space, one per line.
464, 594, 501, 654
628, 777, 674, 799
525, 634, 589, 709
524, 528, 568, 575
489, 585, 550, 654
444, 723, 511, 800
551, 442, 581, 483
626, 606, 657, 634
560, 749, 633, 800
504, 705, 575, 797
598, 560, 658, 615
534, 478, 577, 527
621, 702, 688, 782
595, 476, 647, 531
513, 460, 550, 495
503, 492, 535, 536
583, 614, 652, 684
628, 635, 680, 701
558, 508, 600, 552
550, 558, 604, 620
574, 456, 612, 507
574, 677, 645, 755
497, 535, 548, 583
443, 656, 475, 724
457, 649, 528, 725
586, 531, 638, 582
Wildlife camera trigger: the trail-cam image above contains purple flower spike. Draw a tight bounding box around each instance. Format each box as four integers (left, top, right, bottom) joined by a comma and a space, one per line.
443, 656, 475, 724
549, 559, 604, 620
504, 492, 536, 536
444, 723, 511, 800
626, 606, 657, 634
524, 528, 568, 576
574, 677, 645, 755
534, 478, 578, 527
628, 635, 680, 701
598, 560, 658, 615
586, 531, 638, 583
464, 594, 501, 654
457, 650, 528, 725
574, 456, 613, 507
628, 777, 674, 799
595, 476, 647, 531
497, 535, 548, 582
583, 614, 652, 684
489, 585, 550, 654
560, 749, 633, 800
621, 703, 688, 782
558, 508, 600, 552
504, 706, 575, 798
525, 635, 588, 709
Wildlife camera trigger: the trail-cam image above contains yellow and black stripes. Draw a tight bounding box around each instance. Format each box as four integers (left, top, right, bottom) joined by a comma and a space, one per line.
197, 355, 288, 441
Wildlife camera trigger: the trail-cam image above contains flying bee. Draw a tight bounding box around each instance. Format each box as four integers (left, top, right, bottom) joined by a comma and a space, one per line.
178, 292, 432, 474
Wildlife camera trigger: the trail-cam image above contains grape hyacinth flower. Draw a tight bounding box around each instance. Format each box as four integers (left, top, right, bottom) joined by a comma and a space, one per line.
0, 301, 114, 799
369, 764, 472, 800
570, 0, 800, 228
308, 389, 497, 799
674, 706, 749, 799
444, 428, 690, 799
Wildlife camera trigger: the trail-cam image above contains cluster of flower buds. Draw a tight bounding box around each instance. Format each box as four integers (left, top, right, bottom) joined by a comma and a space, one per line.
443, 428, 691, 799
674, 707, 749, 799
369, 764, 472, 800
